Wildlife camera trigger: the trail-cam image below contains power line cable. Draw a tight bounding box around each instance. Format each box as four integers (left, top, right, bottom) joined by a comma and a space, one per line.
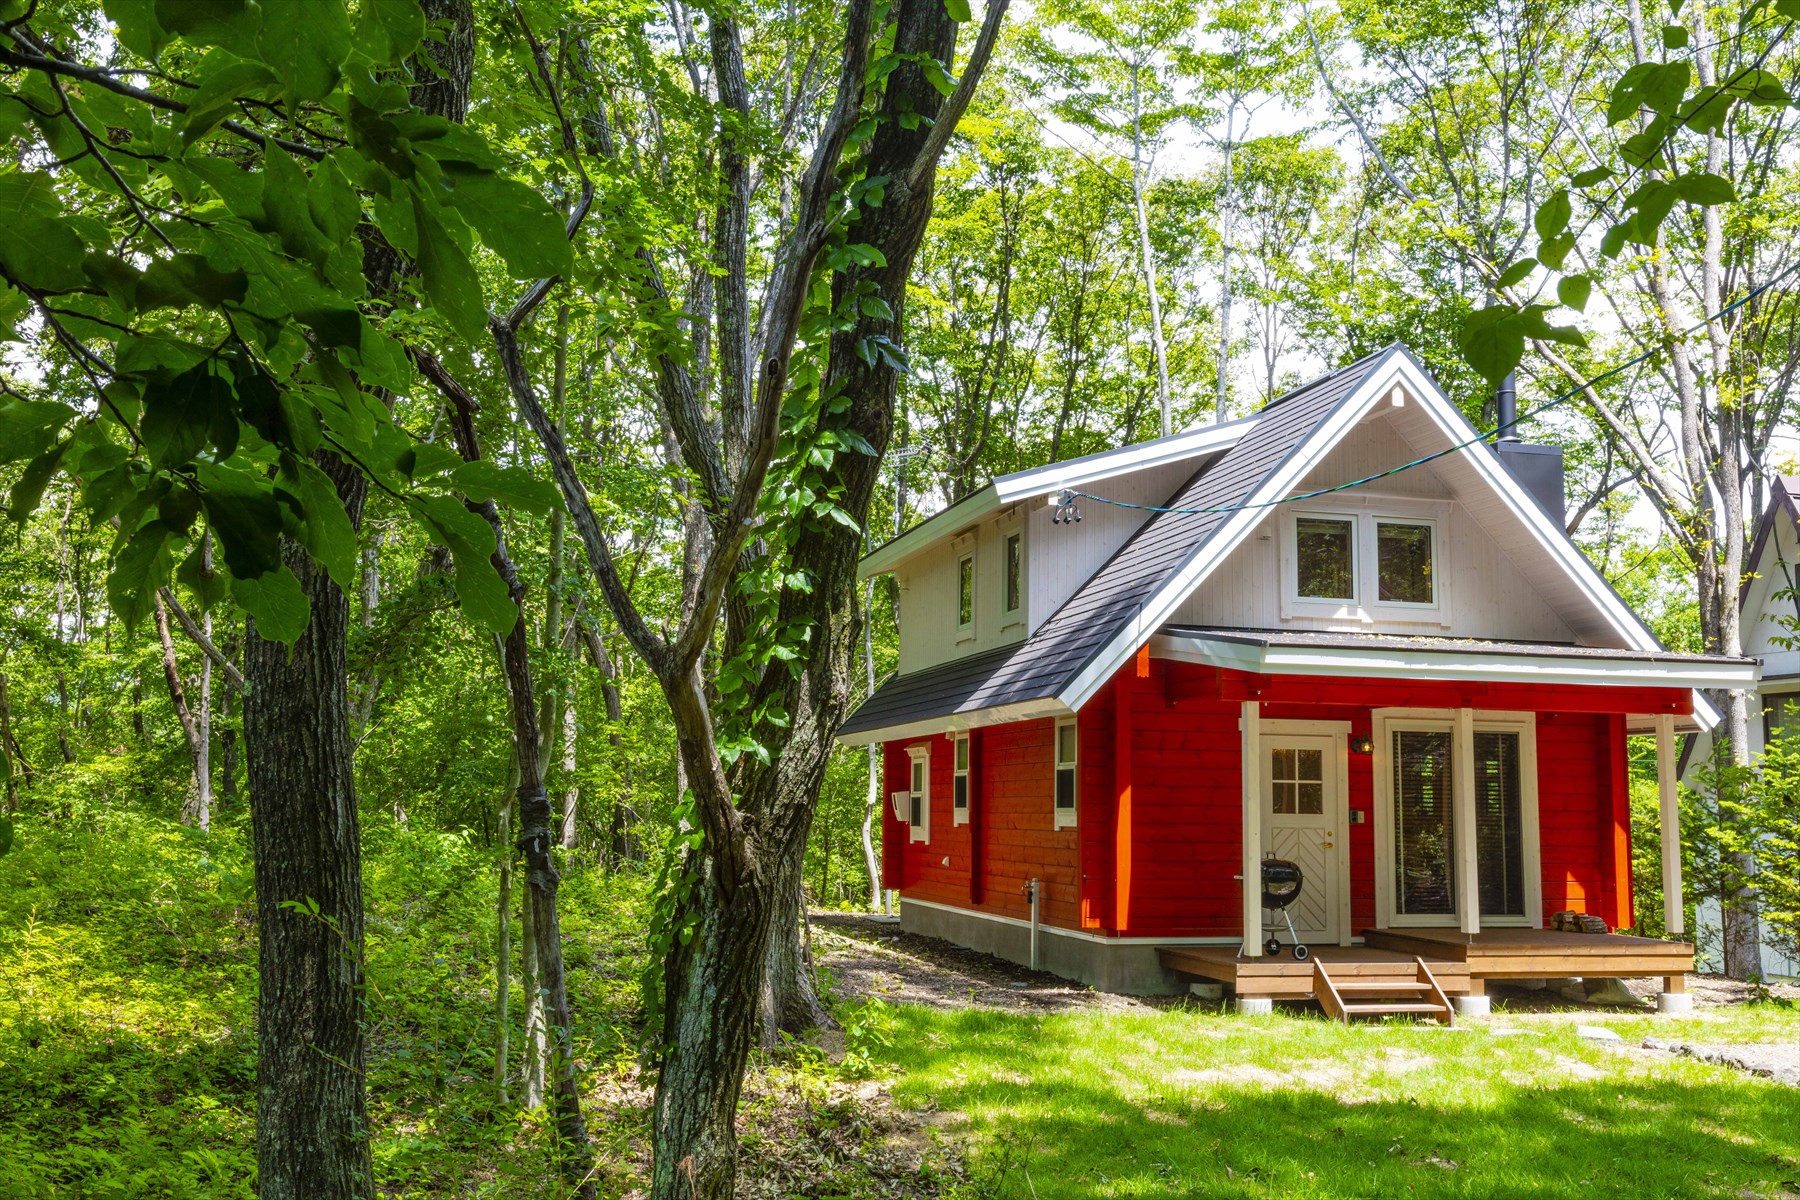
1057, 256, 1800, 519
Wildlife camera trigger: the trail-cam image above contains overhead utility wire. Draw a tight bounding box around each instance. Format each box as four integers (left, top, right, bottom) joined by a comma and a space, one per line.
1057, 258, 1800, 520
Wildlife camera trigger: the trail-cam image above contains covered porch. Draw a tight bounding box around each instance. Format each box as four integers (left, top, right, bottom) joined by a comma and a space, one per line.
1136, 627, 1752, 1015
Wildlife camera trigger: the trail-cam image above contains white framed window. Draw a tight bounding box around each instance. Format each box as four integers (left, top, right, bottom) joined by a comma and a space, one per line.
1053, 717, 1078, 829
1371, 708, 1540, 929
956, 551, 975, 640
952, 732, 971, 825
904, 745, 931, 843
1374, 519, 1436, 607
1282, 504, 1447, 623
1002, 530, 1023, 623
1295, 514, 1357, 602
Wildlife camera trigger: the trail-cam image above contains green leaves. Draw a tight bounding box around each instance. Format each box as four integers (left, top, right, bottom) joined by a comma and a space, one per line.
1557, 274, 1593, 313
414, 495, 515, 633
1458, 304, 1587, 386
0, 400, 75, 465
256, 0, 352, 105
232, 566, 310, 643
1673, 171, 1734, 206
437, 166, 574, 279
412, 193, 490, 342
447, 461, 562, 515
944, 0, 973, 21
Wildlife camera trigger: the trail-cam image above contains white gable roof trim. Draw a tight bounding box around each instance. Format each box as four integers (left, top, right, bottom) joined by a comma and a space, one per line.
1151, 630, 1758, 693
856, 416, 1258, 580
1055, 352, 1665, 713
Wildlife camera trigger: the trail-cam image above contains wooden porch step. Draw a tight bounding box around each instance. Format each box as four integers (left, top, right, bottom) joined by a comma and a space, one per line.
1315, 957, 1454, 1026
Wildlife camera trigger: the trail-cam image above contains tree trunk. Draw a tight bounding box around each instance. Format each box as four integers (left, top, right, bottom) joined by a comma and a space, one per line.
244, 508, 374, 1200
154, 595, 211, 830
581, 624, 639, 865
559, 688, 580, 851
493, 745, 516, 1107
1128, 59, 1173, 436
760, 825, 835, 1045
219, 635, 240, 807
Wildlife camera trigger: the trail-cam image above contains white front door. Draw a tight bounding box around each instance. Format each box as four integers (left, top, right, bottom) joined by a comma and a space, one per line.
1260, 734, 1345, 945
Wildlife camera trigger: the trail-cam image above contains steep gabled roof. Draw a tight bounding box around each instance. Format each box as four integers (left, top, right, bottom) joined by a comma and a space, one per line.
840, 344, 1686, 745
1740, 475, 1800, 609
857, 413, 1259, 580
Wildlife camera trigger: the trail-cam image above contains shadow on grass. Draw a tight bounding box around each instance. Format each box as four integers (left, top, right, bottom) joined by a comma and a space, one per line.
885, 1006, 1800, 1199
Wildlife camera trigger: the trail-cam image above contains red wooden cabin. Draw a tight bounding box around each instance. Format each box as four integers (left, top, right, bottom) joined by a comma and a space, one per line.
839, 347, 1753, 1014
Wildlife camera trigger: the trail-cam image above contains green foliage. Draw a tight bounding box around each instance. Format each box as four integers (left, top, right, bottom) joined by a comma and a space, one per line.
1, 0, 573, 644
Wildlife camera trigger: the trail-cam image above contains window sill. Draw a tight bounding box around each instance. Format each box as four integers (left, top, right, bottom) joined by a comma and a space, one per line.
908, 828, 930, 844
956, 631, 976, 645
1053, 810, 1077, 831
953, 810, 969, 827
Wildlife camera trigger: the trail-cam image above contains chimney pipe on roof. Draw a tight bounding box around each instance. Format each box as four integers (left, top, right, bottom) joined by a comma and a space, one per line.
1489, 372, 1566, 529
1495, 371, 1520, 443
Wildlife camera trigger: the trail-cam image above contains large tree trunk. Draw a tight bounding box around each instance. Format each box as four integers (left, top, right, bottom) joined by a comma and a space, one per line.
760, 827, 834, 1045
242, 6, 475, 1195
244, 499, 373, 1200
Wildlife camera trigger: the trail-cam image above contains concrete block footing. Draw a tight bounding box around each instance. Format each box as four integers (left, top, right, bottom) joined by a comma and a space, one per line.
1235, 996, 1275, 1015
1657, 991, 1693, 1014
1453, 994, 1492, 1017
1188, 982, 1224, 1000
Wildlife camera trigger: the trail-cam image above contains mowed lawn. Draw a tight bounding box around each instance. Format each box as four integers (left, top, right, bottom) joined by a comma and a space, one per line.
878, 1000, 1800, 1199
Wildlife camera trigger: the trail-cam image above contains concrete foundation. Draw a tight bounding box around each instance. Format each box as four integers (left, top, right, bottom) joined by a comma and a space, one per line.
1657, 991, 1693, 1014
1236, 997, 1275, 1015
1453, 994, 1492, 1017
899, 899, 1198, 995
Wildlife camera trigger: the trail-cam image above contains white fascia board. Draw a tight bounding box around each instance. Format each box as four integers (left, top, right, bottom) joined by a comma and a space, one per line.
855, 419, 1258, 581
1386, 355, 1663, 653
1152, 633, 1760, 693
990, 418, 1256, 505
833, 697, 1072, 748
858, 483, 1000, 581
1056, 353, 1411, 712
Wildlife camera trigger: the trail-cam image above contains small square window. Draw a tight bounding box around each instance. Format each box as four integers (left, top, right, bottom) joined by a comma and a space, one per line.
1296, 517, 1355, 600
1376, 521, 1434, 604
1003, 533, 1022, 615
957, 553, 974, 632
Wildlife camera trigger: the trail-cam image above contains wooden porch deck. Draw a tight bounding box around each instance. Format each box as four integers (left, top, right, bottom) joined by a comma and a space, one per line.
1159, 944, 1472, 1000
1160, 928, 1694, 1000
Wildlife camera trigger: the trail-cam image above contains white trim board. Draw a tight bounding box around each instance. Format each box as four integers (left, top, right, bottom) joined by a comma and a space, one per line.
858, 419, 1257, 580
835, 697, 1073, 748
1151, 632, 1759, 692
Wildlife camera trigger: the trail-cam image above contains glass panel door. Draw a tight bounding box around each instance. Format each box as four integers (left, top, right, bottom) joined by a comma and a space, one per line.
1392, 729, 1455, 916
1474, 731, 1524, 917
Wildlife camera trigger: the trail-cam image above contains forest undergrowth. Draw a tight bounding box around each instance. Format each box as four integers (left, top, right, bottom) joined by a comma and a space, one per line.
0, 806, 960, 1200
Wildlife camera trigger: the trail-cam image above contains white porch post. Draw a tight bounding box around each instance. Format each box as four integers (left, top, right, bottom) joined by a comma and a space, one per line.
1655, 713, 1685, 936
1454, 707, 1481, 936
1241, 700, 1262, 957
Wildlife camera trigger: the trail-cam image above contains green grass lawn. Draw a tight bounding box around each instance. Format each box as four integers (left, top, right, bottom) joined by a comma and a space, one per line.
877, 1000, 1800, 1199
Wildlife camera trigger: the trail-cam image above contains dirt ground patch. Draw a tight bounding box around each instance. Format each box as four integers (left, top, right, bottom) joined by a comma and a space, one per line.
812, 911, 1174, 1014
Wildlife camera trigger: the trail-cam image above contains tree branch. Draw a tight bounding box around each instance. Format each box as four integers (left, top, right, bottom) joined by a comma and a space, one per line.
905, 0, 1012, 195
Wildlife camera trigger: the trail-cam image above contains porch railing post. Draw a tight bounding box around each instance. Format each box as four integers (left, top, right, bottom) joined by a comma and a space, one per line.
1454, 707, 1481, 936
1655, 713, 1685, 936
1241, 700, 1262, 957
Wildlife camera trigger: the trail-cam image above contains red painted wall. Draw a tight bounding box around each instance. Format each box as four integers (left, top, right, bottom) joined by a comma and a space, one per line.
885, 660, 1655, 938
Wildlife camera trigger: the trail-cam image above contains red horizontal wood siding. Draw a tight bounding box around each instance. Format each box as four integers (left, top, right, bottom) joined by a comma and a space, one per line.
885, 660, 1656, 940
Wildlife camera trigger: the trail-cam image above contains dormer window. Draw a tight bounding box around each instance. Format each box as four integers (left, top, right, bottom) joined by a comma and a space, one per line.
957, 552, 974, 636
1003, 531, 1023, 618
1296, 516, 1356, 601
1377, 521, 1434, 604
1284, 506, 1445, 621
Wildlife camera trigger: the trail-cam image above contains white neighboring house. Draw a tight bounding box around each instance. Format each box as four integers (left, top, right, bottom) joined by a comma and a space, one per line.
1681, 475, 1800, 980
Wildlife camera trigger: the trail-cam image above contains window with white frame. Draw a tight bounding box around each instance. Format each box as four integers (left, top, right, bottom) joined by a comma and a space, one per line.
1296, 516, 1356, 600
956, 551, 975, 639
1287, 508, 1444, 618
1002, 531, 1023, 621
952, 732, 971, 825
1053, 718, 1078, 829
905, 745, 930, 843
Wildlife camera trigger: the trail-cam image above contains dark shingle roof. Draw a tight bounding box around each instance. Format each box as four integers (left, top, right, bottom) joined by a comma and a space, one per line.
840, 347, 1403, 739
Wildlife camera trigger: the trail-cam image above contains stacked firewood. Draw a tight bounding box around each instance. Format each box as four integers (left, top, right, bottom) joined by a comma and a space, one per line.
1550, 910, 1610, 934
